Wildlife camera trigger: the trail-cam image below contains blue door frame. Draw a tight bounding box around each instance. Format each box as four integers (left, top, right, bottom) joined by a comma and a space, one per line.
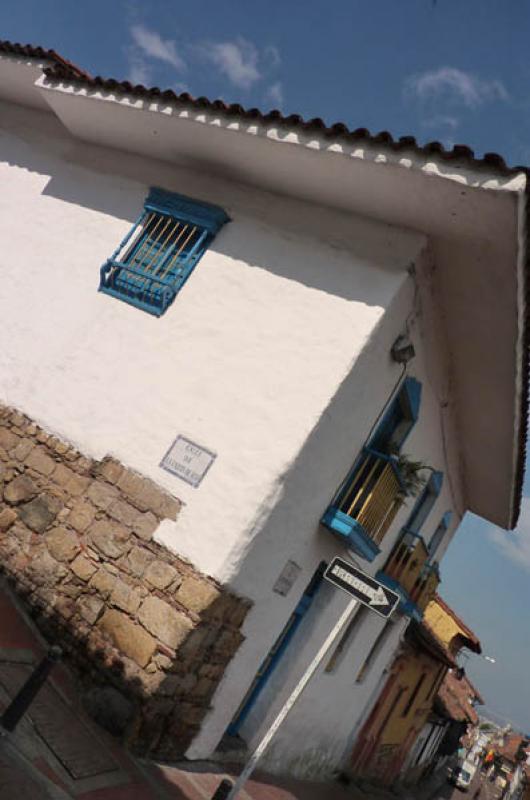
226, 562, 326, 737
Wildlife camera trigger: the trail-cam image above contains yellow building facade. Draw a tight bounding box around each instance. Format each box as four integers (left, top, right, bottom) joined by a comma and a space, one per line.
349, 596, 480, 784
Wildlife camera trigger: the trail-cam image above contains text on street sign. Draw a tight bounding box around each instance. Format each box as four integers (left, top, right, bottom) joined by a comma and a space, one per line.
324, 557, 399, 619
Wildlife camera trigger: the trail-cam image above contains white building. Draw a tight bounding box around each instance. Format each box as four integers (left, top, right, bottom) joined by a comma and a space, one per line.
0, 40, 527, 779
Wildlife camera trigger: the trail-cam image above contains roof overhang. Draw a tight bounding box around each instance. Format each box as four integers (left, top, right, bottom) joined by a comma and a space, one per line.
0, 55, 526, 530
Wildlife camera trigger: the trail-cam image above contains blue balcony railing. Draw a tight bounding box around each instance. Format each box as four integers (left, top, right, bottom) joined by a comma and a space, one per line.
322, 448, 407, 561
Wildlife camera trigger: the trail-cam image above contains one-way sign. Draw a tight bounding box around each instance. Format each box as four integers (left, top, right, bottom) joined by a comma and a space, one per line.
324, 557, 399, 619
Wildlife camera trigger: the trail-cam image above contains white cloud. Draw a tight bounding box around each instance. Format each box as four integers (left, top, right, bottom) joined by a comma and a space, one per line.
264, 82, 283, 108
130, 24, 186, 72
488, 496, 530, 574
199, 37, 261, 89
405, 67, 508, 108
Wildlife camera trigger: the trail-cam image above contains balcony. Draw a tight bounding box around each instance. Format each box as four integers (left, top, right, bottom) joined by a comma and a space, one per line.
321, 448, 406, 561
377, 532, 441, 618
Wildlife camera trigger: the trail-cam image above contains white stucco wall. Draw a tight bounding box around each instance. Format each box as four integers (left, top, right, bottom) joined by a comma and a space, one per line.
188, 257, 464, 774
0, 100, 426, 578
0, 97, 465, 779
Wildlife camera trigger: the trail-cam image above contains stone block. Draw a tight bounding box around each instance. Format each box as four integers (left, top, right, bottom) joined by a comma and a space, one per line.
138, 596, 194, 649
162, 674, 197, 696
67, 500, 95, 533
108, 499, 139, 528
89, 567, 117, 598
3, 475, 38, 504
87, 480, 119, 510
96, 457, 124, 485
0, 429, 19, 452
89, 519, 131, 559
53, 441, 70, 456
61, 581, 85, 599
78, 595, 105, 625
99, 609, 157, 668
45, 526, 80, 562
71, 554, 97, 582
12, 439, 35, 462
127, 546, 155, 577
175, 577, 221, 615
190, 676, 215, 699
117, 469, 145, 503
136, 482, 180, 519
9, 412, 26, 428
0, 507, 17, 532
55, 596, 75, 620
74, 456, 93, 474
111, 578, 142, 614
68, 473, 91, 497
26, 547, 67, 586
153, 653, 173, 671
52, 463, 76, 489
25, 447, 56, 477
145, 561, 179, 590
10, 523, 32, 553
18, 495, 59, 533
132, 511, 159, 541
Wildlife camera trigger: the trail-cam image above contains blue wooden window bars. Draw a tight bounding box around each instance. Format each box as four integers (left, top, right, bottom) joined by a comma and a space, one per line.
99, 187, 229, 316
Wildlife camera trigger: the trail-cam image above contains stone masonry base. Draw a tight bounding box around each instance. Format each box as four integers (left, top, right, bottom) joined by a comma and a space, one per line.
0, 404, 251, 759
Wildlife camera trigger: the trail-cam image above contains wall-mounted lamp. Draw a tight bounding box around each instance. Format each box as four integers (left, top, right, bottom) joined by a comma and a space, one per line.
391, 334, 415, 364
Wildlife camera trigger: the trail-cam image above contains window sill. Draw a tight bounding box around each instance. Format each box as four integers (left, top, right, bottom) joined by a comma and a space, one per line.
375, 571, 422, 621
321, 507, 380, 562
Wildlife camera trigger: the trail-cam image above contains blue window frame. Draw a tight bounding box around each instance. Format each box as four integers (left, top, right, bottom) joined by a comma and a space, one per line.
377, 472, 443, 618
428, 511, 452, 558
226, 562, 326, 737
321, 378, 422, 561
99, 187, 229, 316
369, 377, 422, 453
403, 471, 443, 538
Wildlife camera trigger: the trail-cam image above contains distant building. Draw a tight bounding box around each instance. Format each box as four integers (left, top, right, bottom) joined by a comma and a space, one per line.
0, 40, 527, 776
348, 595, 481, 784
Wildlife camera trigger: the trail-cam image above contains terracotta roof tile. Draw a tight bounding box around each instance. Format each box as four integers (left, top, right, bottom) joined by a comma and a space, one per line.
497, 734, 530, 763
436, 671, 482, 724
0, 40, 91, 80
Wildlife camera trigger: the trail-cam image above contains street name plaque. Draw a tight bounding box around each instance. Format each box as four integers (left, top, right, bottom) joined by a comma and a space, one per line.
161, 435, 216, 487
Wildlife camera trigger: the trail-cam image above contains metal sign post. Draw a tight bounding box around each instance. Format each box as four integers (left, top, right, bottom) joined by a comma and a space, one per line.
223, 595, 360, 800
216, 558, 399, 799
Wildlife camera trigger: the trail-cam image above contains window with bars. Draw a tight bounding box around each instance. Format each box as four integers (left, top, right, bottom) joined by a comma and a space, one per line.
99, 187, 229, 316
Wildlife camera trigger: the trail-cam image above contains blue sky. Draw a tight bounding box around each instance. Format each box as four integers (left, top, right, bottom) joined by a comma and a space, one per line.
3, 0, 530, 729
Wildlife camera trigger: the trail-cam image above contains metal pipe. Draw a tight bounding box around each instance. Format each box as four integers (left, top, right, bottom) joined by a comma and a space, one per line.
1, 646, 62, 733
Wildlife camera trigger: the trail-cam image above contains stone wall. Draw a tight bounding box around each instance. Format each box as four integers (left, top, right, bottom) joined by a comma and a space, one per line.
0, 404, 251, 758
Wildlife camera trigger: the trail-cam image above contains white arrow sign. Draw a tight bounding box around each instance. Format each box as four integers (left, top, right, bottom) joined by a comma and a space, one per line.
330, 565, 387, 606
324, 557, 399, 619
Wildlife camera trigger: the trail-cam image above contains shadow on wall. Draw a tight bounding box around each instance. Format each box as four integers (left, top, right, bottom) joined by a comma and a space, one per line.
0, 404, 251, 760
194, 278, 418, 776
2, 101, 414, 307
